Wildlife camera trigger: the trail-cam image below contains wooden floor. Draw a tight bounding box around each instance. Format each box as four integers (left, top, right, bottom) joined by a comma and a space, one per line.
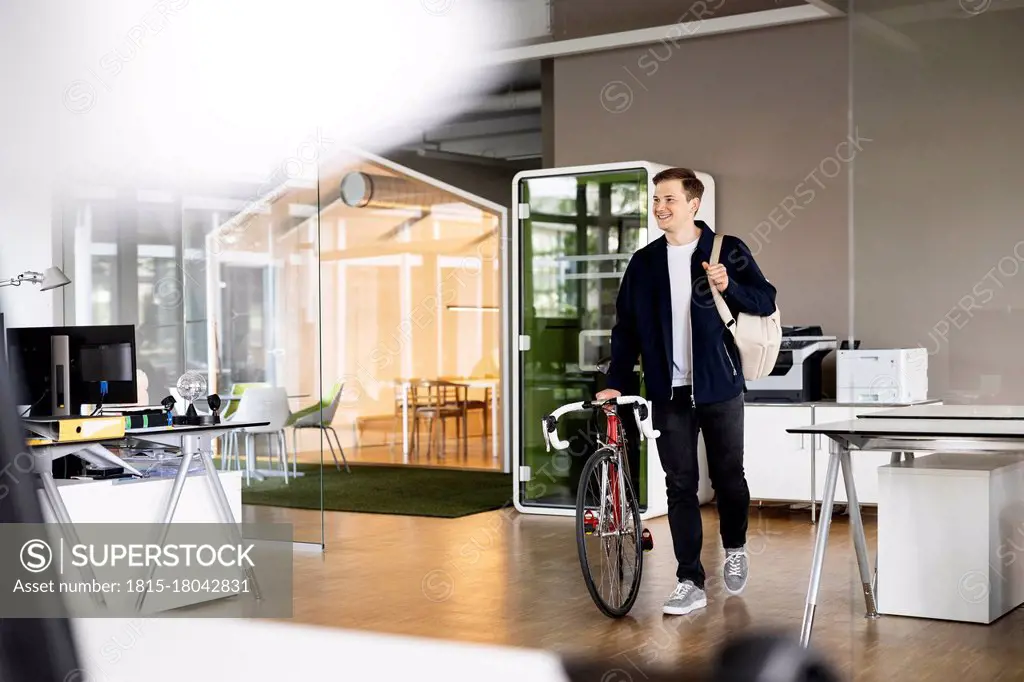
239, 502, 1024, 681
289, 437, 504, 471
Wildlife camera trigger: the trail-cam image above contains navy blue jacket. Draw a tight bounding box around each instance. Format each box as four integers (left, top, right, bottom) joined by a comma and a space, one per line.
606, 221, 777, 405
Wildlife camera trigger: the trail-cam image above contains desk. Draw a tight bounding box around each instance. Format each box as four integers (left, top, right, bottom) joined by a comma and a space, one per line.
787, 411, 1024, 646
27, 421, 269, 611
220, 393, 310, 402
860, 404, 1024, 420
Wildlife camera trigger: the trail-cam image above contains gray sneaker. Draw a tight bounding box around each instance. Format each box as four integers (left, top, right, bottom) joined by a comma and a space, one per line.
723, 547, 748, 595
663, 580, 707, 615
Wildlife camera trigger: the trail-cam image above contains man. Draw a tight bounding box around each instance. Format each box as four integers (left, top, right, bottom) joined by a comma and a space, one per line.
596, 167, 777, 616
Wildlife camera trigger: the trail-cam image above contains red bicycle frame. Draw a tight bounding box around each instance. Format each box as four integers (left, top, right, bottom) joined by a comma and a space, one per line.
605, 407, 622, 531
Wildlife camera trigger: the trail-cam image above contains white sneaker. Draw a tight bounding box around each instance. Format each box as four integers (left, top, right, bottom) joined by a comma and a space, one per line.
662, 580, 707, 615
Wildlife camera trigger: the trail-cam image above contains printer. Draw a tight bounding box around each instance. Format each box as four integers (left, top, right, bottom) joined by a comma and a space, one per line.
745, 326, 837, 403
836, 348, 928, 404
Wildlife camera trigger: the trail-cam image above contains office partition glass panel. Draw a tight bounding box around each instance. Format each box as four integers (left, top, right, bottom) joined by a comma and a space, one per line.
850, 2, 1024, 405
517, 168, 648, 510
202, 181, 327, 547
57, 180, 328, 548
313, 159, 504, 471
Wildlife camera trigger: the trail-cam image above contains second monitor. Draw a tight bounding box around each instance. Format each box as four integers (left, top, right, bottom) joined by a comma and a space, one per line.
6, 325, 138, 417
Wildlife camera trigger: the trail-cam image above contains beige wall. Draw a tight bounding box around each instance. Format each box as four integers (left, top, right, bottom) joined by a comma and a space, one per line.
553, 12, 1024, 402
552, 19, 852, 338
851, 10, 1024, 403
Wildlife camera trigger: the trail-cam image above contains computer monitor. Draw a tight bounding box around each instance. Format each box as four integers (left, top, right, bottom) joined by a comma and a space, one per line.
6, 325, 137, 417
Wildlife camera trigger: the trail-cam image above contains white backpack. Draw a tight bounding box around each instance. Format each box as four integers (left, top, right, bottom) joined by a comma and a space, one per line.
708, 234, 782, 380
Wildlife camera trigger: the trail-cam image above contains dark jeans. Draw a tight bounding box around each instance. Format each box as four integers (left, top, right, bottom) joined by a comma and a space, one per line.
652, 386, 749, 589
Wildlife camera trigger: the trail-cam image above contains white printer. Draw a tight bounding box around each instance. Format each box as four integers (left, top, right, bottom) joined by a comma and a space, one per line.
836, 348, 928, 404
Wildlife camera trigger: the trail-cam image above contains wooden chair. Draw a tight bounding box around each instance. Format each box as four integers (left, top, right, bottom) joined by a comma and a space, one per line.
410, 380, 469, 461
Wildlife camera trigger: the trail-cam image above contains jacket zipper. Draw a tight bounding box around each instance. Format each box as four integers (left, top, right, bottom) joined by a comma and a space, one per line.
690, 252, 696, 407
723, 340, 737, 376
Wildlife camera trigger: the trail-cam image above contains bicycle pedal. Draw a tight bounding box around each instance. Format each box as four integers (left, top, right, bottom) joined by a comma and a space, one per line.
583, 510, 599, 534
641, 528, 654, 551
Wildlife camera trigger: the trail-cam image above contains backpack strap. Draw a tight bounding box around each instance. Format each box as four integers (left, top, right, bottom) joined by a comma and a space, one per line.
709, 233, 736, 333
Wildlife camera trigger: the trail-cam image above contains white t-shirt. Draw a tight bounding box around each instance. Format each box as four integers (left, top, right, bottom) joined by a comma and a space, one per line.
667, 237, 699, 387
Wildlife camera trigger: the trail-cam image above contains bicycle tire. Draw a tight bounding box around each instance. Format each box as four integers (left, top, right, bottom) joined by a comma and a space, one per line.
575, 446, 644, 618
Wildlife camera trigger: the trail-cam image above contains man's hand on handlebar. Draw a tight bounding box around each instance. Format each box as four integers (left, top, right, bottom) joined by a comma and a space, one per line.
595, 388, 621, 401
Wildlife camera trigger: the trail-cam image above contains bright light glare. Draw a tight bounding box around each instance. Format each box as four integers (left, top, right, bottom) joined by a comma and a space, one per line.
3, 0, 511, 186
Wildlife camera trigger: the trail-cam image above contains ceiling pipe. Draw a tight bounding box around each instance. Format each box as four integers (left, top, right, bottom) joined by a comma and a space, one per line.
483, 5, 833, 64
473, 89, 542, 113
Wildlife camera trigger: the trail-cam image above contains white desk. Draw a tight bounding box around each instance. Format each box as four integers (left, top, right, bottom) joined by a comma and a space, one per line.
787, 410, 1024, 646
861, 404, 1024, 420
27, 421, 269, 612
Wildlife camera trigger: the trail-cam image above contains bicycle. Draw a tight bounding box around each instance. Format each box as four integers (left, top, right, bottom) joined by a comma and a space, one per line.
541, 394, 660, 618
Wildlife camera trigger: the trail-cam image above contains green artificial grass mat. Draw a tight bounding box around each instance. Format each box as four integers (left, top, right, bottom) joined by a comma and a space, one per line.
241, 463, 514, 518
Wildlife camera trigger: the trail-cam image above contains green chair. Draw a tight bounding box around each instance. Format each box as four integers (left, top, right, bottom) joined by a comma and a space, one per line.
286, 381, 350, 474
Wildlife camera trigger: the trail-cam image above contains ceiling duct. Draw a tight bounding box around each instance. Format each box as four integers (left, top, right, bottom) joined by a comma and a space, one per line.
340, 171, 458, 209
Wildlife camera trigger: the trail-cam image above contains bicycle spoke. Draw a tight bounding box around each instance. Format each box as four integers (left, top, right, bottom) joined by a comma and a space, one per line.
578, 447, 642, 616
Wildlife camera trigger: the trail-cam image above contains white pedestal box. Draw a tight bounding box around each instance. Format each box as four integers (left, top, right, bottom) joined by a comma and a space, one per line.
38, 471, 244, 614
877, 452, 1024, 623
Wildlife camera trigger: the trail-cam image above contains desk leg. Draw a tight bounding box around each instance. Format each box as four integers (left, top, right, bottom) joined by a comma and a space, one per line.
840, 446, 878, 619
135, 440, 196, 612
800, 445, 841, 647
38, 472, 107, 609
810, 444, 817, 524
196, 443, 262, 601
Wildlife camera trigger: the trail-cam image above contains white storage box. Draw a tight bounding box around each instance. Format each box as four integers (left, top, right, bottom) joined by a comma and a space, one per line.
837, 348, 927, 404
877, 452, 1024, 623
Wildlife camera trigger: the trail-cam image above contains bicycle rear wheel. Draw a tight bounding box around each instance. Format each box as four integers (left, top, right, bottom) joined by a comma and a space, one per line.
576, 446, 643, 618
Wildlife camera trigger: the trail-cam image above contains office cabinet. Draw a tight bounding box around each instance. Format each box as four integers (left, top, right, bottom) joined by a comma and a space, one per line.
744, 404, 815, 503
743, 400, 939, 510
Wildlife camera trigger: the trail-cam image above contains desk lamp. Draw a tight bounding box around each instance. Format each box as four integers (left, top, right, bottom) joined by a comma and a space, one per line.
0, 266, 71, 291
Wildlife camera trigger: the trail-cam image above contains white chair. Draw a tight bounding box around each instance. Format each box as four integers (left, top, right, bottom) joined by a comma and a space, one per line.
136, 369, 150, 405
222, 386, 292, 484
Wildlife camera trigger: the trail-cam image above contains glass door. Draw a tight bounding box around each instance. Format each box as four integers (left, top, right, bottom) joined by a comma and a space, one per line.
517, 167, 650, 511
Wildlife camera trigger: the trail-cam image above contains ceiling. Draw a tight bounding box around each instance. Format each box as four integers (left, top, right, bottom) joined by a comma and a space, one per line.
396, 0, 843, 164
394, 0, 1024, 165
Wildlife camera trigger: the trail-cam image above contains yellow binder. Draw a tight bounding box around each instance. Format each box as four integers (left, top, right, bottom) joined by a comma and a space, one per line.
22, 416, 126, 442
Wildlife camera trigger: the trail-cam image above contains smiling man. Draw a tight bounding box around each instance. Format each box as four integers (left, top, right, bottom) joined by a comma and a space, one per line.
596, 167, 777, 615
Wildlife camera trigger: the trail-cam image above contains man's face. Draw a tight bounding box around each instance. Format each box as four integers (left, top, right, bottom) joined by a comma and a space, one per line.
653, 180, 698, 232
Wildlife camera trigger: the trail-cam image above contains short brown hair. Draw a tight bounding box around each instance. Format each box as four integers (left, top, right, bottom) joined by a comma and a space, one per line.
652, 167, 704, 202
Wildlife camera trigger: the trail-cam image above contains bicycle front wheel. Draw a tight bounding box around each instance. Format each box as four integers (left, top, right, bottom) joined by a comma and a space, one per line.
576, 446, 643, 618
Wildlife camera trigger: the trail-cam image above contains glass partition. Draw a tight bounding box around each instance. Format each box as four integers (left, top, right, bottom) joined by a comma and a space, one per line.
516, 167, 650, 510
312, 155, 506, 472
57, 176, 328, 548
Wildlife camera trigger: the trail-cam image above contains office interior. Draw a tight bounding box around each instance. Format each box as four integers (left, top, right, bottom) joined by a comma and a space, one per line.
2, 1, 1024, 680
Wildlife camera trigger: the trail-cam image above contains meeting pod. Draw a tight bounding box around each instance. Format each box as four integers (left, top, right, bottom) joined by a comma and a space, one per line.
509, 161, 716, 519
